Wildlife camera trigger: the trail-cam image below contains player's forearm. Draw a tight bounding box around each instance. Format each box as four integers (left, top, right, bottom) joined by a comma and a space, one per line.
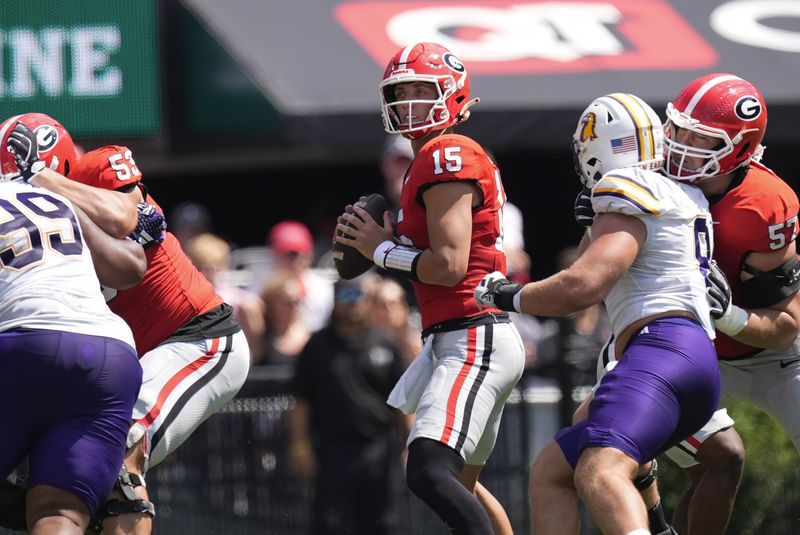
518, 271, 603, 316
33, 169, 139, 238
731, 307, 800, 350
77, 209, 147, 289
416, 247, 468, 286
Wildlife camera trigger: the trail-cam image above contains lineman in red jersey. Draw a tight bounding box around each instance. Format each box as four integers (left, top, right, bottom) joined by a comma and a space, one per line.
335, 42, 524, 535
657, 74, 800, 535
70, 147, 230, 356
65, 146, 251, 534
5, 117, 251, 535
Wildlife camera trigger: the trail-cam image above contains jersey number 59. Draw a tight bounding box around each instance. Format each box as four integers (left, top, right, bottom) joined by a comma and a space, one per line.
0, 192, 82, 270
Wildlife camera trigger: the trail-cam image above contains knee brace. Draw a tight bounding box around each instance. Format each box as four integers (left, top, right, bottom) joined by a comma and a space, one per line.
633, 459, 658, 491
89, 466, 155, 533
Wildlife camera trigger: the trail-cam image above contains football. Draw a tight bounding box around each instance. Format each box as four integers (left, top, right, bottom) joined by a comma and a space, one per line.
333, 193, 388, 280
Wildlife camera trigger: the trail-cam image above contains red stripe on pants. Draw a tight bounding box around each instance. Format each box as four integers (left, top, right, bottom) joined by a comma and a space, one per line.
440, 328, 477, 444
685, 435, 702, 450
135, 337, 221, 429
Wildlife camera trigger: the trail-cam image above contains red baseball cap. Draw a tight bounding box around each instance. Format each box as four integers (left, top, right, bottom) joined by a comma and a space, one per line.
268, 221, 313, 254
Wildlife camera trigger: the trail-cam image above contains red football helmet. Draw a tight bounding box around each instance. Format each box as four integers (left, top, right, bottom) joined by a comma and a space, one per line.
664, 73, 767, 183
0, 112, 79, 180
379, 42, 479, 140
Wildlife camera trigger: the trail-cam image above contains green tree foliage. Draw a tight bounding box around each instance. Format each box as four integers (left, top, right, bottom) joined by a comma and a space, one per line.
657, 403, 800, 534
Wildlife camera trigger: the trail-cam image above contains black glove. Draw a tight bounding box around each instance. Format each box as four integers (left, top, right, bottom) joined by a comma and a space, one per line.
475, 271, 523, 312
706, 260, 732, 320
129, 202, 167, 248
574, 187, 595, 228
6, 122, 45, 182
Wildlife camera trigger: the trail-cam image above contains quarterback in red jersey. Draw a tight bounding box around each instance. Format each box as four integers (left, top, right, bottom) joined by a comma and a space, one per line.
335, 42, 524, 535
3, 114, 251, 535
660, 74, 800, 535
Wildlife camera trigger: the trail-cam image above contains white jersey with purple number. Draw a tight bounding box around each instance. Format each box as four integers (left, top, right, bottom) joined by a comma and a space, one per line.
0, 181, 134, 347
590, 167, 715, 339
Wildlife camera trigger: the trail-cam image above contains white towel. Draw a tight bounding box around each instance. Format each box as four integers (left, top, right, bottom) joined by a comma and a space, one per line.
387, 336, 434, 415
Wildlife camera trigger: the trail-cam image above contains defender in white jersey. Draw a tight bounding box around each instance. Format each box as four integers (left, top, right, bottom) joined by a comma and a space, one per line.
475, 93, 721, 535
0, 150, 145, 535
0, 182, 138, 344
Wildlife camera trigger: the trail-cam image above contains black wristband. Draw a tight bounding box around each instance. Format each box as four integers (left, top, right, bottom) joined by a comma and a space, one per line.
494, 283, 522, 312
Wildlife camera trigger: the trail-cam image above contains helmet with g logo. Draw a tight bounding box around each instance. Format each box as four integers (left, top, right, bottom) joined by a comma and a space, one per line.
664, 73, 767, 183
379, 42, 478, 140
0, 112, 79, 180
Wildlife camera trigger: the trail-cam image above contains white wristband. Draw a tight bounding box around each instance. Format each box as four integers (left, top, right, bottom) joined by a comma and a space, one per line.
373, 240, 396, 268
512, 291, 522, 313
715, 305, 748, 336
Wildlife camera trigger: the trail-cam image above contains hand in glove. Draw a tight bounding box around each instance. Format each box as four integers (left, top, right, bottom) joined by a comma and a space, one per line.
706, 260, 747, 336
6, 122, 45, 182
129, 202, 167, 248
474, 271, 523, 312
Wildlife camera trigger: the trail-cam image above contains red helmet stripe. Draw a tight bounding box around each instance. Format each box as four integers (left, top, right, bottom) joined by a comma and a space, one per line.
683, 74, 741, 115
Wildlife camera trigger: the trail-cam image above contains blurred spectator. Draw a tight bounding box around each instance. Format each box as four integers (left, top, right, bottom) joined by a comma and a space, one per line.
503, 200, 532, 283
380, 134, 414, 215
287, 274, 407, 535
535, 246, 611, 420
366, 276, 422, 364
268, 220, 334, 332
502, 196, 539, 364
483, 149, 531, 284
258, 270, 311, 366
378, 136, 418, 309
511, 308, 545, 369
184, 233, 266, 361
170, 201, 212, 245
487, 152, 539, 362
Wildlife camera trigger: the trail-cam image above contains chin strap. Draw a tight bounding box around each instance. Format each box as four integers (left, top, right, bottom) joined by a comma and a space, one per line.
750, 144, 766, 163
457, 97, 480, 124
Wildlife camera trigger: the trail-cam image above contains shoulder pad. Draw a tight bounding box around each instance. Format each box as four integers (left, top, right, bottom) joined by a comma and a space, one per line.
413, 135, 493, 184
592, 168, 663, 217
729, 166, 800, 252
69, 145, 141, 190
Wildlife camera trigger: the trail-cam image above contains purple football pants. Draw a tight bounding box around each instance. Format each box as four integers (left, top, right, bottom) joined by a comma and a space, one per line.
0, 329, 141, 515
556, 317, 720, 467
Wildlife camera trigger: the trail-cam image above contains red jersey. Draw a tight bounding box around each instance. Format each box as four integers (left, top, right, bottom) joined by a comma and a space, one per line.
712, 162, 800, 358
69, 146, 223, 356
396, 134, 507, 330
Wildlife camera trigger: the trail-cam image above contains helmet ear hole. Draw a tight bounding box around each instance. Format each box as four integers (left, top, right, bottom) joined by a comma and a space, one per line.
586, 157, 598, 167
455, 95, 465, 104
735, 142, 750, 160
